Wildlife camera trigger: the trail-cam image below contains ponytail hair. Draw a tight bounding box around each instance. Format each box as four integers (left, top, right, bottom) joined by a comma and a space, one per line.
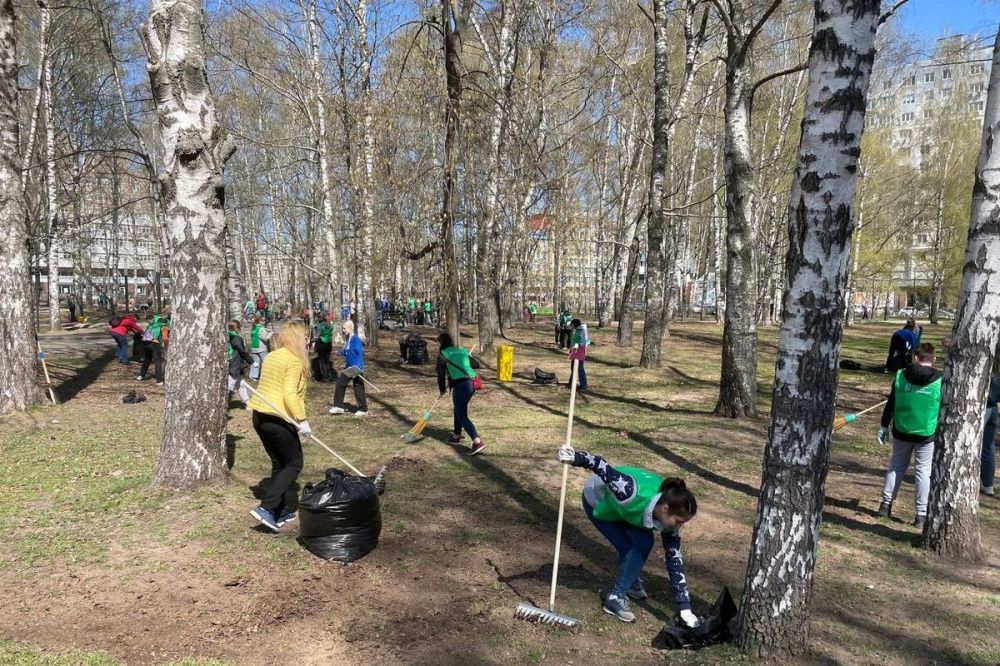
657, 477, 697, 518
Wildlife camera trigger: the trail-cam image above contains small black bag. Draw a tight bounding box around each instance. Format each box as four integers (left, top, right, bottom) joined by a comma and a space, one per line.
652, 587, 738, 651
533, 368, 558, 385
298, 468, 382, 563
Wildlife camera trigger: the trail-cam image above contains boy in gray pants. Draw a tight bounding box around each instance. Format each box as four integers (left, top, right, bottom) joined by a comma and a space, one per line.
876, 343, 941, 530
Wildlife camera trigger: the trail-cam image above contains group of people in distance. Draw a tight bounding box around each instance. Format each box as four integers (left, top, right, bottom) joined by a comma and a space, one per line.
876, 318, 997, 532
108, 310, 170, 384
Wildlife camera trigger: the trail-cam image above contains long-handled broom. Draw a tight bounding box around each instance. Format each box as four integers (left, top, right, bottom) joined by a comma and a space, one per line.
402, 394, 444, 443
514, 359, 582, 630
244, 382, 386, 493
833, 400, 888, 432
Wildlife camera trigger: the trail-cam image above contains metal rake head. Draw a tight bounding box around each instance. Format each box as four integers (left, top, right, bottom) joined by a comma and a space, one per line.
514, 602, 581, 630
371, 465, 387, 495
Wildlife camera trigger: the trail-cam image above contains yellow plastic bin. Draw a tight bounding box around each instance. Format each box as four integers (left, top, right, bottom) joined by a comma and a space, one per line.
497, 344, 514, 382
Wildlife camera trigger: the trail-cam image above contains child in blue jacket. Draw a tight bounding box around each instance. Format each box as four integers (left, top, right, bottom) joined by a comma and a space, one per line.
328, 320, 369, 417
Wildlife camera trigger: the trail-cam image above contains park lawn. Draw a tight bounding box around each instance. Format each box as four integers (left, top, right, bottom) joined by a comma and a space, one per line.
0, 320, 996, 665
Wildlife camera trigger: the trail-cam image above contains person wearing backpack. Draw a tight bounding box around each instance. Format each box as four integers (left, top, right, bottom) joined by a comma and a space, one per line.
109, 312, 144, 365
569, 318, 590, 392
876, 342, 942, 530
248, 315, 270, 381
436, 333, 485, 455
313, 313, 336, 382
556, 308, 573, 349
137, 313, 168, 384
558, 445, 700, 626
227, 320, 254, 409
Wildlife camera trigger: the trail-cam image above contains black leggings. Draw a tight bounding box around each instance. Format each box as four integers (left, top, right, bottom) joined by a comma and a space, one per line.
252, 411, 304, 516
140, 342, 163, 382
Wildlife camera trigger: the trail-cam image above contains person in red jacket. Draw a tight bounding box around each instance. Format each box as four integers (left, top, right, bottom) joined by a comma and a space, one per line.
109, 312, 144, 365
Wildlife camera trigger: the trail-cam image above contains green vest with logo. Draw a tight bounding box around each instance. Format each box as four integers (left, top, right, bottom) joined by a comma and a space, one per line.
592, 466, 664, 528
441, 346, 476, 380
251, 324, 262, 349
892, 369, 942, 437
227, 331, 237, 360
318, 322, 334, 344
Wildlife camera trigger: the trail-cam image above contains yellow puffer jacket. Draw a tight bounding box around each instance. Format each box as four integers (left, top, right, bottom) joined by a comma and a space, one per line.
248, 347, 307, 420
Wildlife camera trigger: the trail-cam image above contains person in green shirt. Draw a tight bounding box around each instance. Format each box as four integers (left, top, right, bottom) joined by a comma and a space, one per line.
313, 314, 336, 382
248, 315, 270, 381
557, 445, 700, 625
556, 308, 573, 348
423, 298, 433, 325
407, 295, 417, 324
528, 301, 537, 322
876, 342, 942, 530
436, 333, 484, 455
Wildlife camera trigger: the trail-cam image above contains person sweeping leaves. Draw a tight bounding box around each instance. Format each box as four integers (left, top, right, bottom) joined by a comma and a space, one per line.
558, 444, 699, 626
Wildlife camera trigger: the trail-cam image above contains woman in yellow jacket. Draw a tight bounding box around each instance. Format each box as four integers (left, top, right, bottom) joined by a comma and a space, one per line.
248, 323, 311, 531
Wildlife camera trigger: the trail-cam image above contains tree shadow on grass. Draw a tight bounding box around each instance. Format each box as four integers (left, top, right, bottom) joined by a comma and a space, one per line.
49, 347, 117, 403
226, 433, 242, 470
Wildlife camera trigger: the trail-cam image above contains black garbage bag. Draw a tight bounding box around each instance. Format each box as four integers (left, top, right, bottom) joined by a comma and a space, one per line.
311, 356, 337, 383
122, 390, 146, 404
652, 587, 738, 651
406, 337, 429, 365
298, 468, 381, 563
533, 368, 558, 385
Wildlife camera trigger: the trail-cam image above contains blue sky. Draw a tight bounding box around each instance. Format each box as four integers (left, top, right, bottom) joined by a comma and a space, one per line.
899, 1, 998, 41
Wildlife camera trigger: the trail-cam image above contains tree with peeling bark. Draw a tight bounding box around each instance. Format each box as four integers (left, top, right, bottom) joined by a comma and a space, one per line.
142, 0, 236, 489
737, 0, 881, 656
0, 0, 44, 414
710, 0, 785, 417
921, 28, 1000, 562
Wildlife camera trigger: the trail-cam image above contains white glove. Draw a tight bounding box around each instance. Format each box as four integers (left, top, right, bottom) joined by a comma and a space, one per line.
557, 444, 575, 463
876, 427, 888, 446
297, 420, 312, 437
251, 362, 260, 368
679, 609, 700, 628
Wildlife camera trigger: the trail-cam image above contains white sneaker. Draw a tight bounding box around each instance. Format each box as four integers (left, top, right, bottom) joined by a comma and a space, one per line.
136, 375, 144, 381
982, 484, 995, 497
354, 410, 368, 418
329, 406, 346, 415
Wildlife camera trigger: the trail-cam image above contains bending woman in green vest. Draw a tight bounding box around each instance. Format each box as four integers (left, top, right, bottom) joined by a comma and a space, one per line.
557, 444, 699, 626
436, 333, 484, 455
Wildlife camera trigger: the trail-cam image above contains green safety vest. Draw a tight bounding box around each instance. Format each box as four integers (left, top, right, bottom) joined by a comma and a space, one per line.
592, 466, 663, 528
892, 370, 942, 437
424, 301, 432, 312
441, 346, 476, 380
251, 324, 262, 349
227, 331, 237, 360
408, 298, 417, 310
318, 322, 334, 344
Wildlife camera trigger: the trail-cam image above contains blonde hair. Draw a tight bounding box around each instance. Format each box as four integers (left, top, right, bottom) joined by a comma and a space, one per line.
342, 320, 355, 335
274, 323, 309, 379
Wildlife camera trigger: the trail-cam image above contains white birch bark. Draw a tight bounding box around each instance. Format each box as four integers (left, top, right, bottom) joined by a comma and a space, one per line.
354, 0, 376, 346
305, 0, 338, 304
20, 1, 48, 192
141, 0, 236, 489
922, 29, 1000, 561
0, 0, 43, 412
42, 9, 59, 332
737, 1, 880, 656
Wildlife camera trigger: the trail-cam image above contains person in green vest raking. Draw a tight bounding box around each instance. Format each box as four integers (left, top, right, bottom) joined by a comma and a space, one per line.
313, 313, 336, 382
423, 298, 433, 325
876, 342, 942, 531
436, 332, 485, 455
557, 444, 700, 626
227, 320, 254, 409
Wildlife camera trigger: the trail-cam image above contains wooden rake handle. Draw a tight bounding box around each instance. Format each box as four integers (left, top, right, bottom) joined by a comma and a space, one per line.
549, 358, 580, 612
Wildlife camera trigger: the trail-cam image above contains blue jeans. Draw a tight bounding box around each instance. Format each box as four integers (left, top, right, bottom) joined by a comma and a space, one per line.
583, 497, 653, 597
983, 405, 997, 487
570, 359, 588, 390
451, 379, 479, 439
249, 349, 268, 381
111, 332, 129, 363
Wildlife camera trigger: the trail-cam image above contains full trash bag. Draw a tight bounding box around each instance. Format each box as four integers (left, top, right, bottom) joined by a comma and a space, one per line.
298, 468, 381, 563
652, 587, 738, 651
406, 337, 429, 365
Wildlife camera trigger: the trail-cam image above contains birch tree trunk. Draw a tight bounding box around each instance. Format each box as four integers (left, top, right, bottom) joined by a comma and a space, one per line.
440, 0, 469, 342
922, 30, 1000, 561
43, 19, 59, 332
354, 0, 377, 347
0, 0, 43, 413
142, 0, 235, 490
639, 0, 671, 369
305, 0, 338, 306
20, 0, 48, 193
737, 1, 880, 656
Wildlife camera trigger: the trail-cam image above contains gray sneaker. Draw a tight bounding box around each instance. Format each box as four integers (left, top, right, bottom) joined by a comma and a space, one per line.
877, 501, 892, 518
982, 484, 995, 497
626, 579, 648, 601
602, 594, 636, 623
913, 515, 926, 530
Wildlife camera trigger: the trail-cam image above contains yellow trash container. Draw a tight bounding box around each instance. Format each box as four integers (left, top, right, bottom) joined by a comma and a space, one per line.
497, 344, 514, 382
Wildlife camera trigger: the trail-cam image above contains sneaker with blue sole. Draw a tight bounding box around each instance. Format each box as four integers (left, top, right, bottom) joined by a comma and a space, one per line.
603, 594, 636, 623
626, 579, 648, 601
250, 506, 280, 532
277, 511, 297, 527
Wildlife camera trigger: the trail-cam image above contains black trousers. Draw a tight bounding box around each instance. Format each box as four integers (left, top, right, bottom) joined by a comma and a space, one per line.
334, 374, 368, 411
314, 339, 334, 380
140, 342, 164, 382
252, 412, 304, 516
